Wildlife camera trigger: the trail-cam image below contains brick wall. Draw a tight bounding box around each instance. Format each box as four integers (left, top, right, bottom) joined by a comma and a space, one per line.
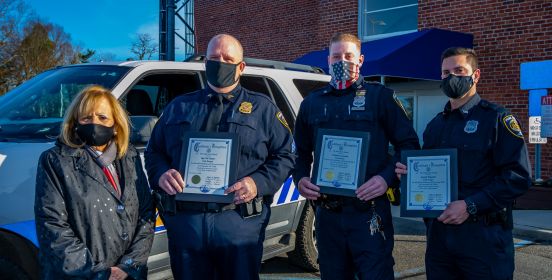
194, 0, 357, 61
194, 0, 552, 179
419, 0, 552, 179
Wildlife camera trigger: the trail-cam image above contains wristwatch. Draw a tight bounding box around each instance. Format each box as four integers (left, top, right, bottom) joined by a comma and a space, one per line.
465, 198, 478, 216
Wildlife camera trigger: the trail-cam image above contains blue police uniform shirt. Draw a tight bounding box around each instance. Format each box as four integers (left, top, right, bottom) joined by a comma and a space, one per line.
145, 84, 296, 203
422, 93, 531, 213
293, 77, 420, 188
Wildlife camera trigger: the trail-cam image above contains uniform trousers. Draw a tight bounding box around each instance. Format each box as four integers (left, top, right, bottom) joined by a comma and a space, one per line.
162, 204, 270, 280
426, 219, 514, 280
316, 198, 395, 280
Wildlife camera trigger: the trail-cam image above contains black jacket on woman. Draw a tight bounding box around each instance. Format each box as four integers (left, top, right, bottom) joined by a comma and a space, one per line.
34, 141, 154, 280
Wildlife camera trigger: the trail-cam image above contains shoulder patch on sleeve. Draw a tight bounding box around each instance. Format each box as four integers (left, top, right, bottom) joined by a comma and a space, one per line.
393, 93, 411, 119
502, 115, 524, 138
276, 111, 291, 132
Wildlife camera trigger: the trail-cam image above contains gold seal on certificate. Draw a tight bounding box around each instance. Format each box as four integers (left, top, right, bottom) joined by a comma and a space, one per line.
400, 149, 458, 218
312, 129, 370, 197
177, 132, 239, 203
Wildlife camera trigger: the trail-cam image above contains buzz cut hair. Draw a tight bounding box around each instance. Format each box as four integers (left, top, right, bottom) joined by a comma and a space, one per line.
441, 47, 479, 70
330, 32, 361, 51
208, 33, 244, 61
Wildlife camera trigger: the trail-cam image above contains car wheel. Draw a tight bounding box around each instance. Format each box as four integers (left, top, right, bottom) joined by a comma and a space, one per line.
0, 257, 32, 280
288, 202, 318, 271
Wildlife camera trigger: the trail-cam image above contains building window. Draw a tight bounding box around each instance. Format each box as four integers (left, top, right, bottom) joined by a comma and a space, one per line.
358, 0, 418, 41
393, 86, 449, 146
396, 95, 414, 125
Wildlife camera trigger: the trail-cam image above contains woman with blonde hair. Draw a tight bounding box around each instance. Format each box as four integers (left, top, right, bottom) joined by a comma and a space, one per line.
34, 85, 154, 280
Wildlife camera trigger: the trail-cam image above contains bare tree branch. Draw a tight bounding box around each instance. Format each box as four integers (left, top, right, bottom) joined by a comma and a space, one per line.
130, 33, 158, 60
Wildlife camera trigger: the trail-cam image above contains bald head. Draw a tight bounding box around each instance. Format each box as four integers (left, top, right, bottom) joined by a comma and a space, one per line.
205, 34, 246, 93
206, 34, 244, 63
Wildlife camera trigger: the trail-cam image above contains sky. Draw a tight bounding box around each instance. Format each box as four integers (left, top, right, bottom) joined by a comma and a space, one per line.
27, 0, 160, 60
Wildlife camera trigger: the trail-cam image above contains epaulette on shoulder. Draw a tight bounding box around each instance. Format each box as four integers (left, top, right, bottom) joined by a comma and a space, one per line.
361, 81, 384, 90
363, 80, 392, 90
244, 88, 278, 107
173, 89, 202, 102
163, 90, 203, 114
363, 81, 394, 97
366, 80, 382, 85
364, 81, 387, 88
314, 85, 332, 94
480, 99, 507, 113
305, 86, 331, 99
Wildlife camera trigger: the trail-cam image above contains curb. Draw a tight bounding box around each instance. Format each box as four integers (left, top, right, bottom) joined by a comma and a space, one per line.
394, 266, 426, 279
393, 214, 552, 243
513, 224, 552, 243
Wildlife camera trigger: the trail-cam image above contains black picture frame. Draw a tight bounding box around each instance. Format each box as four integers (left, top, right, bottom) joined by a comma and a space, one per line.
312, 129, 370, 197
400, 149, 458, 218
176, 131, 239, 203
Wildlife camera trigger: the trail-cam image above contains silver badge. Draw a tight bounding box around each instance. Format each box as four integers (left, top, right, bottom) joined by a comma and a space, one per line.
464, 120, 479, 133
353, 96, 365, 107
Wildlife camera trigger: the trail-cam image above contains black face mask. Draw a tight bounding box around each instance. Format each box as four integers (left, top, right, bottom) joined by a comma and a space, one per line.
205, 60, 240, 88
76, 123, 114, 146
440, 74, 475, 99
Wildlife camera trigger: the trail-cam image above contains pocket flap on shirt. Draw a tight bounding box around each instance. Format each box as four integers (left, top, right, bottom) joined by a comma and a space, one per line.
165, 113, 195, 125
308, 113, 330, 125
343, 111, 374, 121
227, 114, 257, 130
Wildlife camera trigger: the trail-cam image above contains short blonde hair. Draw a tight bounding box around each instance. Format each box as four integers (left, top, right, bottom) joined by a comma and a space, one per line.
60, 85, 130, 158
330, 32, 361, 51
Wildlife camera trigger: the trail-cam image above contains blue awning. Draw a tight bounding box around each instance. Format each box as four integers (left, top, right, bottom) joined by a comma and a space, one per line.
293, 28, 473, 81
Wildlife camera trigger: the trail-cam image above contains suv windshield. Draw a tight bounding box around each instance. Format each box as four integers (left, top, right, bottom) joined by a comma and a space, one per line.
0, 65, 130, 141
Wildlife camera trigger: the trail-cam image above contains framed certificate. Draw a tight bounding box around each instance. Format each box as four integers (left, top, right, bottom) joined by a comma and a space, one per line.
176, 132, 239, 203
400, 149, 458, 218
312, 129, 370, 197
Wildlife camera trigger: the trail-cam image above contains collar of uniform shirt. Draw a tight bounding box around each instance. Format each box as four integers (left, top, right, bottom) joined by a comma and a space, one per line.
323, 75, 364, 95
443, 93, 481, 118
460, 93, 481, 114
202, 84, 242, 103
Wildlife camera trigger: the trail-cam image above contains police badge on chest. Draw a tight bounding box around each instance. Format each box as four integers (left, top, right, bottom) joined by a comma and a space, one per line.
352, 90, 366, 111
464, 120, 479, 133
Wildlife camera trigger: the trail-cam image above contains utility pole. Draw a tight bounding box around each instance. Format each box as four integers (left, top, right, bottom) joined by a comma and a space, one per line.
159, 0, 195, 61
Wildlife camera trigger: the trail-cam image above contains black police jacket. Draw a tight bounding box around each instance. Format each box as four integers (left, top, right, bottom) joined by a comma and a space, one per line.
145, 85, 296, 203
34, 141, 155, 280
293, 78, 420, 188
423, 94, 531, 213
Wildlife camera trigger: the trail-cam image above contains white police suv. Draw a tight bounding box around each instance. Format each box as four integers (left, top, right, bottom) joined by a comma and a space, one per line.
0, 57, 329, 279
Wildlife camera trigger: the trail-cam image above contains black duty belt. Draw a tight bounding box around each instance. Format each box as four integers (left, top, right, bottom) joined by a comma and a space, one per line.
467, 211, 507, 226
176, 201, 236, 213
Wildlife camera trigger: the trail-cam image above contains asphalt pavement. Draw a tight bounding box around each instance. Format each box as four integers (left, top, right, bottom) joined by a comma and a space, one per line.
156, 206, 552, 279
259, 208, 552, 280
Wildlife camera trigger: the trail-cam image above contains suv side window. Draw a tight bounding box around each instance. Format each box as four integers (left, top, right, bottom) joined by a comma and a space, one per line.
266, 78, 295, 131
241, 75, 295, 131
292, 79, 327, 98
240, 75, 272, 97
122, 72, 202, 116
